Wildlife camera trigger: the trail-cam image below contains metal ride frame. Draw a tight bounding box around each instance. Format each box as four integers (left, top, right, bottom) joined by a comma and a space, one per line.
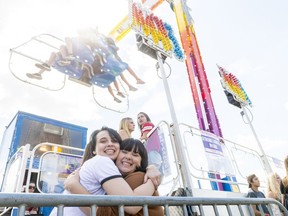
110, 0, 227, 193
7, 0, 274, 197
1, 121, 286, 215
111, 0, 274, 192
111, 0, 222, 136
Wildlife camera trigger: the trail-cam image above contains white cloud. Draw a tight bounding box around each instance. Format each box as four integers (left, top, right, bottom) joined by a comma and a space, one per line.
285, 102, 288, 111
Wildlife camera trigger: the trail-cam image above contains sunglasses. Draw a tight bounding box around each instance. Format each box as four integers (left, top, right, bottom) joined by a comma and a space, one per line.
29, 186, 35, 189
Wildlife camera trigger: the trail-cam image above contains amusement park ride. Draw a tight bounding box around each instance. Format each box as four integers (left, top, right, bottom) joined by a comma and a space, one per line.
8, 0, 226, 138
8, 0, 226, 192
3, 0, 283, 215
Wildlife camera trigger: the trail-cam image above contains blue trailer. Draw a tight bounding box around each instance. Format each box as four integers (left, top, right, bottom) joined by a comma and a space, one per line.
0, 111, 87, 215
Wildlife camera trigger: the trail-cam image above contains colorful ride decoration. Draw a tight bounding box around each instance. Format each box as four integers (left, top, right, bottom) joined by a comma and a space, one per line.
170, 0, 239, 191
218, 65, 252, 108
169, 0, 223, 138
129, 0, 184, 60
109, 0, 165, 42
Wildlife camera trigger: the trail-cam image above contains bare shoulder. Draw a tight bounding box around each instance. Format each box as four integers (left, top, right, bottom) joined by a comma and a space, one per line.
118, 129, 129, 139
266, 191, 275, 199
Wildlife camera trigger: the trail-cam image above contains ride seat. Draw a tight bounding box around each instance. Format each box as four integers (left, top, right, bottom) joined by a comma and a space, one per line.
90, 72, 116, 88
53, 60, 83, 79
101, 55, 128, 76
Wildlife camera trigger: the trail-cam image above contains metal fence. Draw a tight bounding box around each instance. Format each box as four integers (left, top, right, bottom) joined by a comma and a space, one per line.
0, 193, 287, 216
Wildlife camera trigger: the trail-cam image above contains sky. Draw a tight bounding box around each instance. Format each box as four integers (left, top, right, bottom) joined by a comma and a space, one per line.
0, 0, 287, 176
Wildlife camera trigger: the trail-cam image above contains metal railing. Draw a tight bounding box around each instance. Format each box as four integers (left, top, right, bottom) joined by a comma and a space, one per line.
0, 193, 287, 216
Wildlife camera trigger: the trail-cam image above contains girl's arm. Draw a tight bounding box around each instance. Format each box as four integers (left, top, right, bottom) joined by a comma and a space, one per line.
65, 167, 156, 215
102, 177, 155, 214
97, 172, 163, 216
144, 164, 161, 188
64, 170, 90, 195
66, 172, 155, 215
140, 131, 149, 141
64, 170, 91, 216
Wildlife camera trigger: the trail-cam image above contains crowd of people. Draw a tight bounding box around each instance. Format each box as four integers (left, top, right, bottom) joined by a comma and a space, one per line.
49, 127, 163, 216
47, 111, 163, 216
20, 111, 288, 216
247, 156, 288, 215
19, 112, 163, 216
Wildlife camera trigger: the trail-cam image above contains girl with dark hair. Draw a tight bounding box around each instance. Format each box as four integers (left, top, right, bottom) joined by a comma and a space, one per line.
97, 138, 164, 216
50, 127, 158, 216
137, 112, 163, 171
117, 138, 148, 174
137, 112, 153, 141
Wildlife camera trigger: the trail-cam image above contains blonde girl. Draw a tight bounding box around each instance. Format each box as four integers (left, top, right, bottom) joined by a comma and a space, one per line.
118, 117, 135, 140
267, 172, 282, 215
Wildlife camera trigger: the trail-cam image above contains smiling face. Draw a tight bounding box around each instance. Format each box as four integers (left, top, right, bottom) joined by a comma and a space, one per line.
94, 130, 120, 161
116, 148, 141, 176
115, 138, 148, 176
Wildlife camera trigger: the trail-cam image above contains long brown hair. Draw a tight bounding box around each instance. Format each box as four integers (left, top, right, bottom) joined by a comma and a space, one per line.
137, 112, 151, 130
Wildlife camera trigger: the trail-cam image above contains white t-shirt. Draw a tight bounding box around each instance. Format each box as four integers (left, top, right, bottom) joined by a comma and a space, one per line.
49, 155, 122, 216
